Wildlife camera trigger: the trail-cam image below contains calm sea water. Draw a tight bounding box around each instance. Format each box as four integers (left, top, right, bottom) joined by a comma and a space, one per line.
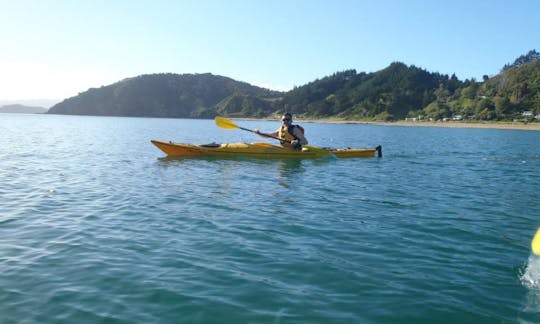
1, 114, 539, 323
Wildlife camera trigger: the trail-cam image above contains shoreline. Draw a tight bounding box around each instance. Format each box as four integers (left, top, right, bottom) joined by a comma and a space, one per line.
237, 116, 540, 131
295, 119, 540, 131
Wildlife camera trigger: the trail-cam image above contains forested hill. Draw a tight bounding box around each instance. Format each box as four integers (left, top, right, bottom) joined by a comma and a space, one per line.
280, 63, 460, 120
47, 50, 540, 121
47, 73, 282, 118
281, 50, 539, 121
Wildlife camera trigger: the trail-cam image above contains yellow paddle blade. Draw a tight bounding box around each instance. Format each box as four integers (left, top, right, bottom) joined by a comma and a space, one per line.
532, 227, 540, 256
214, 116, 238, 130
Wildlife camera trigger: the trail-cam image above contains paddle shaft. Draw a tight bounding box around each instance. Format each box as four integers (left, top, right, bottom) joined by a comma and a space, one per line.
238, 126, 291, 143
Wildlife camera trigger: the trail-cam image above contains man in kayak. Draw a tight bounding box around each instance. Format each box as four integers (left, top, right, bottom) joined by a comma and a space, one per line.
255, 112, 308, 150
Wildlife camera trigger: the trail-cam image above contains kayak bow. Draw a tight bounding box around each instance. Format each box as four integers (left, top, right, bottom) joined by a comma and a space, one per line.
151, 140, 382, 159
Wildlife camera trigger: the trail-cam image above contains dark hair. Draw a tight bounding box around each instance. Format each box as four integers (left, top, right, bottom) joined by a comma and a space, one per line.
282, 112, 292, 118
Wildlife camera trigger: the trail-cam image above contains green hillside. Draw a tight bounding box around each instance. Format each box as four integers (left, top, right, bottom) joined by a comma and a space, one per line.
441, 50, 540, 121
280, 63, 459, 120
48, 73, 281, 118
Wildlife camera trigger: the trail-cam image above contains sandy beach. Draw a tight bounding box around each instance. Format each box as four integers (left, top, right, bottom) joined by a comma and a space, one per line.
372, 120, 540, 131
297, 119, 540, 131
236, 117, 540, 131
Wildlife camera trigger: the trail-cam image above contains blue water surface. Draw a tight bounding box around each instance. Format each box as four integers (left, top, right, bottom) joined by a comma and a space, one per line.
1, 114, 539, 323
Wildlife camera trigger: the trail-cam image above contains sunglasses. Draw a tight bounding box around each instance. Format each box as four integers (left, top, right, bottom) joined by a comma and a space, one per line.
281, 118, 291, 122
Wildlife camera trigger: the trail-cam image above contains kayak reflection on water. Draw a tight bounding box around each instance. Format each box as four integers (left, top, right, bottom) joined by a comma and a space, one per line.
277, 159, 305, 188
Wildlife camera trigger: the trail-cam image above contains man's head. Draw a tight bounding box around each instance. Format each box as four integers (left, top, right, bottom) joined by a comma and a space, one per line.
281, 112, 293, 126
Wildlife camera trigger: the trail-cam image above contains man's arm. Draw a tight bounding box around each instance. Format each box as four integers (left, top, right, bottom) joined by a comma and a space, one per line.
294, 128, 308, 145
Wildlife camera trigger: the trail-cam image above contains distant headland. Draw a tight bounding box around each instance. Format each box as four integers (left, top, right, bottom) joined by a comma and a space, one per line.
0, 104, 48, 114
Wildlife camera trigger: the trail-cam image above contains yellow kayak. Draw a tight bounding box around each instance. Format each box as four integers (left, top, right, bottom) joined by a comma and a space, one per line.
151, 140, 382, 159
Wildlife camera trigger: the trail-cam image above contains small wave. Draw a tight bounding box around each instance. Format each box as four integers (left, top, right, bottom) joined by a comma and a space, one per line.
521, 255, 540, 290
519, 255, 540, 322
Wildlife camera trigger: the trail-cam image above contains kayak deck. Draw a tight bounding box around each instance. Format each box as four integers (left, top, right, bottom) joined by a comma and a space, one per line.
151, 140, 382, 159
330, 146, 382, 158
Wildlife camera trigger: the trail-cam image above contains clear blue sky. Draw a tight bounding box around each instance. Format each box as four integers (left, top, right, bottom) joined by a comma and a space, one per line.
1, 0, 538, 103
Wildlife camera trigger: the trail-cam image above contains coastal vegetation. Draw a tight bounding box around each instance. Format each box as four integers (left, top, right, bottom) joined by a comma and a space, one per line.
47, 50, 540, 122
